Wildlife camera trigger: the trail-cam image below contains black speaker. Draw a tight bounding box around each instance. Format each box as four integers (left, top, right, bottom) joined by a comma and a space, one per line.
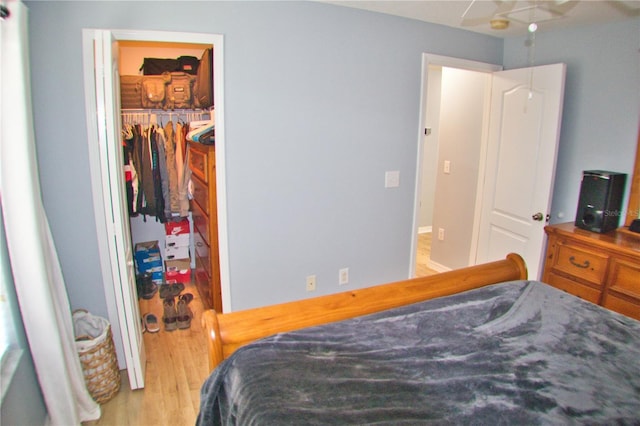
575, 170, 627, 233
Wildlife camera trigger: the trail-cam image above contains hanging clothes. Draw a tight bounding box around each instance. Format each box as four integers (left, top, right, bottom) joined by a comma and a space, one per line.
139, 125, 157, 218
164, 121, 181, 218
175, 121, 191, 217
122, 124, 136, 216
121, 110, 210, 222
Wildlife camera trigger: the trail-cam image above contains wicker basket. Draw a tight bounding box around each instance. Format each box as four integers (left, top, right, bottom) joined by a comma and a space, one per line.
74, 310, 121, 404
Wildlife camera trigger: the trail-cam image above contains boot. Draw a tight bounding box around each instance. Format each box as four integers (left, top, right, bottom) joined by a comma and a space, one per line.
137, 272, 158, 300
176, 296, 193, 329
163, 297, 178, 332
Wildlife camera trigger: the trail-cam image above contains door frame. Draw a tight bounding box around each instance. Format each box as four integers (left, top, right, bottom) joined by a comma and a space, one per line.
409, 53, 501, 277
82, 29, 229, 376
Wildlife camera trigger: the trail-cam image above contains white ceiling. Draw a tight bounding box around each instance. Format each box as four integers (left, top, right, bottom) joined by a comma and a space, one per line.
323, 1, 640, 37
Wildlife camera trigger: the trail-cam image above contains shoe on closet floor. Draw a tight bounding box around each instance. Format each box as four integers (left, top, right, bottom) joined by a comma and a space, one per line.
143, 313, 160, 333
179, 292, 193, 305
176, 297, 193, 330
137, 273, 158, 299
159, 283, 185, 299
163, 297, 178, 332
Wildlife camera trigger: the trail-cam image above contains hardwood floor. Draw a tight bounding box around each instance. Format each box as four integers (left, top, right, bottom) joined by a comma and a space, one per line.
416, 232, 438, 277
85, 235, 436, 425
83, 281, 209, 426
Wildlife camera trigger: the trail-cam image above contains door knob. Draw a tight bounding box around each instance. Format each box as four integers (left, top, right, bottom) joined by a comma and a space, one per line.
532, 212, 544, 221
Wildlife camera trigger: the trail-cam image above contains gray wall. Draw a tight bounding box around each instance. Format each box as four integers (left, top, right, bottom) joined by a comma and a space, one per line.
503, 18, 640, 225
24, 1, 502, 317
22, 0, 638, 322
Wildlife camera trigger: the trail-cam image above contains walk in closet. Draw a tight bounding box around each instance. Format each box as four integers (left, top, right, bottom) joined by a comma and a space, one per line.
118, 40, 222, 313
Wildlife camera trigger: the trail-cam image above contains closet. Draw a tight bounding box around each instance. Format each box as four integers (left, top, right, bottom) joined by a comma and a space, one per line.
118, 41, 222, 312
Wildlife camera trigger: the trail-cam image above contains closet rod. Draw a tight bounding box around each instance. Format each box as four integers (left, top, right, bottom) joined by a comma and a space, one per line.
120, 109, 211, 126
121, 110, 210, 116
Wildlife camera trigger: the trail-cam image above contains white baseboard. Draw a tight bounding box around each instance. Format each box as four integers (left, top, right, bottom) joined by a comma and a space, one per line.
418, 226, 432, 234
426, 259, 451, 273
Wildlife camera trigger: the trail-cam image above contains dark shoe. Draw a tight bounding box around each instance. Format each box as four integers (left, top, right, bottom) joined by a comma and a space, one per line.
176, 297, 193, 330
179, 292, 193, 304
138, 273, 158, 300
143, 313, 160, 333
159, 283, 185, 299
163, 298, 178, 332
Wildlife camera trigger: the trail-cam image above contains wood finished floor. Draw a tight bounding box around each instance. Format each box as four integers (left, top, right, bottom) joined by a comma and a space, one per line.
416, 232, 438, 277
83, 281, 209, 426
84, 234, 435, 425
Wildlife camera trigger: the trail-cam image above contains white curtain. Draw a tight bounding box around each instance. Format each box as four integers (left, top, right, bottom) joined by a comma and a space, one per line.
0, 2, 101, 424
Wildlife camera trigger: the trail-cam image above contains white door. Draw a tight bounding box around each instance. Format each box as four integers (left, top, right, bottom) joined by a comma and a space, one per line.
476, 63, 566, 280
94, 30, 146, 388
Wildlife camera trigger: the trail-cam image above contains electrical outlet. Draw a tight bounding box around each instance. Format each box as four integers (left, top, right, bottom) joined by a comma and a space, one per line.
339, 268, 349, 285
306, 275, 316, 292
444, 160, 451, 174
384, 171, 400, 188
438, 228, 445, 241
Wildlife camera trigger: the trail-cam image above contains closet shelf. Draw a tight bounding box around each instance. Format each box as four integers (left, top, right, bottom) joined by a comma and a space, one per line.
121, 108, 213, 113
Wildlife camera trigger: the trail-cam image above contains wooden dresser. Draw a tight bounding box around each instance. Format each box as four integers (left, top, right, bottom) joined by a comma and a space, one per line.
542, 222, 640, 320
188, 142, 222, 312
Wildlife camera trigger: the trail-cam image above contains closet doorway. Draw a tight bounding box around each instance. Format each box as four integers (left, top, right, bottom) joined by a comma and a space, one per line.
82, 29, 227, 390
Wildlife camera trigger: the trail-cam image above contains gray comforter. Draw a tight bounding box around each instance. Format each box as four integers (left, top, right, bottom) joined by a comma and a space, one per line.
197, 281, 640, 425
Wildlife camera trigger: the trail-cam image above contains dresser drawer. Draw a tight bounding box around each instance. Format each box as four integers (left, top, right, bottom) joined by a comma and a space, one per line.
605, 259, 640, 300
545, 271, 602, 304
194, 255, 212, 310
191, 174, 209, 215
189, 145, 209, 182
601, 296, 640, 321
191, 200, 210, 246
551, 243, 609, 286
194, 231, 211, 277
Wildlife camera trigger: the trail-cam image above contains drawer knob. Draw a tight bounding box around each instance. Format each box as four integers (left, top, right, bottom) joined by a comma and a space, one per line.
569, 256, 590, 269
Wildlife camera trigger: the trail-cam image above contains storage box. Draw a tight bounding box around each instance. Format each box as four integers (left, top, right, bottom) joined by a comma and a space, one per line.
166, 233, 190, 247
165, 220, 190, 236
164, 244, 190, 261
134, 241, 163, 274
148, 271, 164, 284
165, 219, 190, 247
165, 259, 191, 284
135, 240, 161, 257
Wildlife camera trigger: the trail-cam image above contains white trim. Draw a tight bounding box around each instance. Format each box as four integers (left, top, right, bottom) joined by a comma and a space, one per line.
409, 54, 501, 277
418, 226, 432, 234
82, 29, 126, 369
408, 53, 429, 278
468, 76, 495, 266
421, 54, 502, 73
426, 259, 451, 273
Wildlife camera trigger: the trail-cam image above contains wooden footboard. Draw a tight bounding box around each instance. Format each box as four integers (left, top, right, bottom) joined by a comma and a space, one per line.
202, 253, 527, 371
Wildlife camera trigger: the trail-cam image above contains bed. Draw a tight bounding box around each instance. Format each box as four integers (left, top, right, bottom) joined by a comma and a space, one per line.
198, 254, 640, 424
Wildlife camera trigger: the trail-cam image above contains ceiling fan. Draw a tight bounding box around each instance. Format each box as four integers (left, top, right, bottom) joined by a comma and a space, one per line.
460, 0, 577, 31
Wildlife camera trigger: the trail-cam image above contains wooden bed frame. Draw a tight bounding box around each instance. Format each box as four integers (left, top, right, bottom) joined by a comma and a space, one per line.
202, 253, 527, 371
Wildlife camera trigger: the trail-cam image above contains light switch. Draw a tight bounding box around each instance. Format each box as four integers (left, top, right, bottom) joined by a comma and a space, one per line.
385, 171, 400, 188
